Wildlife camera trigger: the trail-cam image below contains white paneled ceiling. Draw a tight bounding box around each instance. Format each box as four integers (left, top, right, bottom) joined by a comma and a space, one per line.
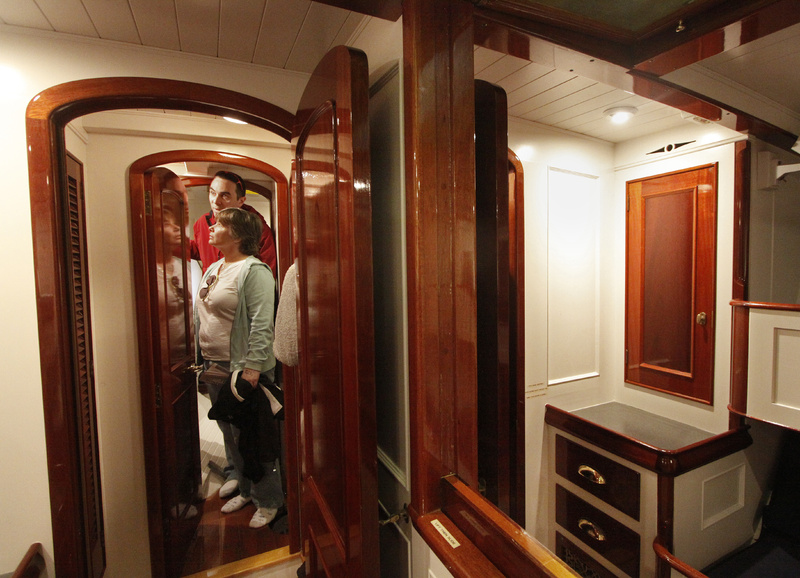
0, 0, 366, 73
3, 0, 799, 143
474, 46, 693, 143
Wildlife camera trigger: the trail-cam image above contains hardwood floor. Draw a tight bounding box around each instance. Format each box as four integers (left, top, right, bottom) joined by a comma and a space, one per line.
180, 491, 291, 576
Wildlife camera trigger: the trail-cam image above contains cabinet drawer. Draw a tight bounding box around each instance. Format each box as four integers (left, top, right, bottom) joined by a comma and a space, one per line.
556, 435, 640, 520
556, 485, 640, 578
556, 532, 618, 578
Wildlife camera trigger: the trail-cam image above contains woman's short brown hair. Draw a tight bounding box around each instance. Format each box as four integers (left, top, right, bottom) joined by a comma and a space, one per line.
217, 207, 263, 257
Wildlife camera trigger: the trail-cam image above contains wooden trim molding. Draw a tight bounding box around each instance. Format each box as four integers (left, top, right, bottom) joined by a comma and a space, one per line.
440, 476, 576, 577
25, 77, 293, 577
12, 543, 46, 578
545, 405, 752, 476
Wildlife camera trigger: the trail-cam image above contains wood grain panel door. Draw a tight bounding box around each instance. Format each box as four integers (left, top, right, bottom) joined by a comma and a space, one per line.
292, 46, 379, 577
142, 170, 202, 577
625, 164, 718, 404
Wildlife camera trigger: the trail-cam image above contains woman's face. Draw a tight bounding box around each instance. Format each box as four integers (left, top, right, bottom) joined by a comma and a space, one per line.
208, 219, 238, 250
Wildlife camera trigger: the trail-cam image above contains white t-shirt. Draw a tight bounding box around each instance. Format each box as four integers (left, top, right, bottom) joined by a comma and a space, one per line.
197, 259, 246, 361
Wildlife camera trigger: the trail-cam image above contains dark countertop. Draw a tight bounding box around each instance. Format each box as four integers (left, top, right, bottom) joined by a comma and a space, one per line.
571, 402, 715, 451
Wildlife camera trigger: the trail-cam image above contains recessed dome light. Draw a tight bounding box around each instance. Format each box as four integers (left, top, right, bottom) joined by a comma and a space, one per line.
604, 106, 638, 124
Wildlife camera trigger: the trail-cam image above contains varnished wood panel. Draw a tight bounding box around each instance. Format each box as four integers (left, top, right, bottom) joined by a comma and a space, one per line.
403, 0, 479, 518
293, 45, 378, 577
439, 475, 576, 578
475, 79, 512, 518
508, 150, 526, 526
625, 164, 718, 404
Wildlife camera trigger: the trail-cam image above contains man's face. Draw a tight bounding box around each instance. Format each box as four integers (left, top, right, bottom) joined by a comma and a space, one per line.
208, 176, 244, 217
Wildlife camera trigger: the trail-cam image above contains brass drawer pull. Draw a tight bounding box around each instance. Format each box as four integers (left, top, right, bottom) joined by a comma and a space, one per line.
578, 464, 606, 485
578, 518, 606, 542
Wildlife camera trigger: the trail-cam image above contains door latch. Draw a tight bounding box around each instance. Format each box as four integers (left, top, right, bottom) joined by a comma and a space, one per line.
379, 504, 409, 526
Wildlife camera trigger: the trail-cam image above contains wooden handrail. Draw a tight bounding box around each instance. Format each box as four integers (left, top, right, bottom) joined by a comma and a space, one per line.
12, 543, 46, 578
730, 300, 800, 312
653, 537, 708, 578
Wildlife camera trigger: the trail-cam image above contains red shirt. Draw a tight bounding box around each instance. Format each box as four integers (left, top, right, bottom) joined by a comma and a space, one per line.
190, 204, 277, 277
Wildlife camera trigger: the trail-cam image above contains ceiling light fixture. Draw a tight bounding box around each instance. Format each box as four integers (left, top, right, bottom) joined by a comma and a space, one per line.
604, 106, 638, 124
223, 116, 248, 125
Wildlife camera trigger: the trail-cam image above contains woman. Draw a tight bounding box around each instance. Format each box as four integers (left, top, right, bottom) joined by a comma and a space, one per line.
193, 207, 282, 528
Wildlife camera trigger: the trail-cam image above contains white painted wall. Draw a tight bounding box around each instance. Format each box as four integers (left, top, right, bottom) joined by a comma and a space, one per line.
507, 118, 616, 538
508, 115, 746, 547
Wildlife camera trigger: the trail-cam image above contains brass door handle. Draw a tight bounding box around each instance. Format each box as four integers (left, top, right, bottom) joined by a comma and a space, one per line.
577, 518, 606, 542
578, 465, 606, 485
696, 312, 707, 326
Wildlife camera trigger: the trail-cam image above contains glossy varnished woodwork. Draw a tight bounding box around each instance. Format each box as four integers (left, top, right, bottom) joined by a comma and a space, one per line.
11, 543, 46, 578
292, 46, 378, 577
556, 485, 641, 577
634, 0, 800, 75
508, 150, 526, 526
440, 476, 577, 578
474, 0, 795, 70
626, 164, 718, 405
545, 405, 752, 476
404, 0, 479, 519
179, 492, 291, 575
475, 79, 512, 519
314, 0, 401, 21
555, 435, 641, 521
25, 77, 293, 578
137, 172, 201, 577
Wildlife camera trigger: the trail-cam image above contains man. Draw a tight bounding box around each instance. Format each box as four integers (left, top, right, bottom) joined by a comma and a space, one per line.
190, 170, 277, 277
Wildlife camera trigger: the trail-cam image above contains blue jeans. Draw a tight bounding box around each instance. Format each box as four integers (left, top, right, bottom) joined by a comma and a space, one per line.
204, 362, 284, 509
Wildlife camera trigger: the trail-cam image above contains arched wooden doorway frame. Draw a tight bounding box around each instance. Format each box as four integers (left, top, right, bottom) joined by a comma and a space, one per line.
26, 78, 295, 577
128, 149, 297, 574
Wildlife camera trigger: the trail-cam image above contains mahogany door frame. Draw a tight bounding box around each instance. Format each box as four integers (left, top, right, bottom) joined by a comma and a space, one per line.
128, 150, 297, 574
25, 77, 294, 577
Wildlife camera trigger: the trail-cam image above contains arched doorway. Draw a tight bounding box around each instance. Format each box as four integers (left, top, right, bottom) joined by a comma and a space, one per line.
128, 149, 296, 575
26, 78, 296, 577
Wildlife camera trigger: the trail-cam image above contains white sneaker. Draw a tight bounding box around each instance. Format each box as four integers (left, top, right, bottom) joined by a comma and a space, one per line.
220, 495, 251, 514
219, 478, 239, 499
249, 507, 278, 528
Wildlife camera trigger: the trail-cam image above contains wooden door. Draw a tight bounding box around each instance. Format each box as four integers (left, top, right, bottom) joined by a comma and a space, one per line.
292, 46, 379, 577
144, 170, 203, 577
625, 164, 718, 404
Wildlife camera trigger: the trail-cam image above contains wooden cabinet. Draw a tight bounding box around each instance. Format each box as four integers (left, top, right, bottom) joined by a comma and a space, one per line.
546, 403, 756, 577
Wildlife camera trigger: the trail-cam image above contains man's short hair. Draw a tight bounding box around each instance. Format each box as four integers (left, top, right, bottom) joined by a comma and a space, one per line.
214, 170, 246, 199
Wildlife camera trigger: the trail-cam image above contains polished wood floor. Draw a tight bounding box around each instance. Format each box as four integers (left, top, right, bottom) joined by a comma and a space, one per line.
180, 492, 291, 576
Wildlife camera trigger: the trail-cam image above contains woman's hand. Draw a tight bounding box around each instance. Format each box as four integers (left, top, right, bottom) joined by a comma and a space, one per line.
242, 368, 260, 388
